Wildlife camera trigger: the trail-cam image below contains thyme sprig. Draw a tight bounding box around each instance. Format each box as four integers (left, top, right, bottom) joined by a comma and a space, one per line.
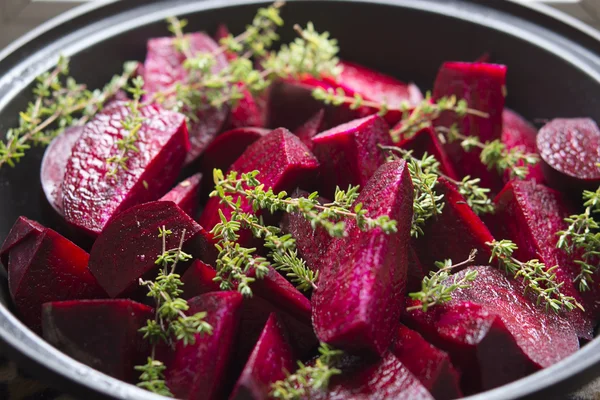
556, 187, 600, 292
487, 239, 583, 312
270, 343, 343, 400
407, 249, 478, 312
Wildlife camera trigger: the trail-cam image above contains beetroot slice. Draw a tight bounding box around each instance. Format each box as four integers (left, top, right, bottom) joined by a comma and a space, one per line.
88, 201, 213, 298
392, 324, 462, 400
42, 299, 152, 382
501, 109, 544, 183
229, 314, 295, 400
40, 126, 83, 215
312, 115, 392, 198
166, 291, 243, 400
159, 173, 202, 218
143, 33, 229, 163
0, 216, 45, 268
293, 109, 325, 150
433, 62, 507, 193
312, 160, 413, 355
537, 118, 600, 193
62, 101, 189, 236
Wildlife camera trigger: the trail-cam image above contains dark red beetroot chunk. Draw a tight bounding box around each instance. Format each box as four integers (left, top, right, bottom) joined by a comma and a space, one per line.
199, 128, 319, 234
293, 109, 326, 150
229, 314, 295, 400
166, 291, 243, 400
226, 84, 268, 130
42, 299, 151, 382
4, 219, 106, 332
182, 260, 221, 299
537, 118, 600, 193
88, 201, 213, 298
0, 216, 45, 268
407, 246, 427, 293
159, 173, 202, 218
501, 109, 544, 184
312, 160, 413, 356
392, 324, 462, 400
62, 101, 189, 236
143, 33, 229, 163
413, 177, 494, 272
312, 115, 391, 198
488, 180, 597, 338
404, 266, 579, 394
41, 126, 83, 215
433, 62, 507, 194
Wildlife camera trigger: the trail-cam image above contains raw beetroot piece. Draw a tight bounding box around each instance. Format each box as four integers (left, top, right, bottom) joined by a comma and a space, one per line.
0, 216, 45, 268
160, 173, 202, 218
433, 62, 507, 193
501, 109, 544, 183
226, 85, 268, 129
42, 299, 151, 382
199, 128, 319, 233
407, 246, 427, 295
312, 160, 413, 355
537, 118, 600, 193
41, 126, 83, 215
413, 177, 494, 272
404, 266, 579, 393
312, 114, 392, 198
62, 101, 189, 236
229, 314, 295, 400
144, 33, 229, 163
392, 324, 462, 400
5, 220, 106, 332
182, 260, 221, 298
489, 180, 597, 338
166, 291, 243, 400
293, 109, 325, 150
88, 201, 213, 298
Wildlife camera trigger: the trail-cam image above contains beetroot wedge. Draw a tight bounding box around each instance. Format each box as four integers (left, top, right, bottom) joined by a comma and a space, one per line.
312, 160, 413, 355
407, 246, 427, 293
537, 118, 600, 193
293, 109, 325, 150
88, 201, 213, 298
42, 299, 152, 382
392, 324, 462, 400
229, 314, 295, 400
226, 84, 268, 129
62, 101, 189, 236
182, 260, 221, 298
143, 33, 228, 163
160, 173, 202, 218
0, 216, 45, 268
166, 291, 243, 400
312, 115, 391, 198
501, 109, 544, 183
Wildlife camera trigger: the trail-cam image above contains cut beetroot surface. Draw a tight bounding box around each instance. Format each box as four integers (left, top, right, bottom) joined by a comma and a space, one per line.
229, 314, 295, 400
0, 216, 45, 268
88, 201, 213, 298
226, 85, 268, 129
312, 160, 413, 355
501, 109, 544, 183
159, 173, 202, 218
293, 109, 326, 150
143, 33, 229, 163
537, 118, 600, 193
407, 246, 427, 293
41, 126, 83, 215
42, 299, 152, 382
433, 62, 507, 193
62, 101, 189, 236
182, 260, 221, 298
166, 291, 243, 400
312, 114, 392, 198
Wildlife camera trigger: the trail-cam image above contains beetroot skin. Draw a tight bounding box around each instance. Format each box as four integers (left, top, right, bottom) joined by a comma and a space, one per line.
293, 109, 326, 150
42, 299, 152, 382
501, 109, 544, 183
62, 101, 189, 236
160, 173, 202, 218
312, 160, 413, 355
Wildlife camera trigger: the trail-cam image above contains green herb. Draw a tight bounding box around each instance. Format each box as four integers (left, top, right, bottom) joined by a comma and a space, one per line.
556, 187, 600, 292
270, 343, 343, 400
487, 239, 583, 312
407, 249, 478, 312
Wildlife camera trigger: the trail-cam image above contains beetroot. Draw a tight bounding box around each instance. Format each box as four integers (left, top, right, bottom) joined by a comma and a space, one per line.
433, 62, 507, 193
166, 291, 243, 400
537, 118, 600, 193
312, 160, 413, 355
407, 246, 427, 293
312, 115, 391, 198
143, 33, 229, 163
88, 201, 213, 298
392, 324, 462, 400
41, 126, 83, 215
501, 109, 544, 183
62, 101, 189, 236
404, 266, 579, 393
3, 219, 105, 332
293, 109, 325, 150
160, 173, 202, 218
226, 85, 268, 129
229, 314, 295, 400
42, 299, 152, 382
182, 260, 221, 298
0, 216, 45, 268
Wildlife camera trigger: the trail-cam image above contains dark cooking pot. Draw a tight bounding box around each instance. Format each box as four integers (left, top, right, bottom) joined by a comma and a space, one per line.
1, 0, 600, 399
